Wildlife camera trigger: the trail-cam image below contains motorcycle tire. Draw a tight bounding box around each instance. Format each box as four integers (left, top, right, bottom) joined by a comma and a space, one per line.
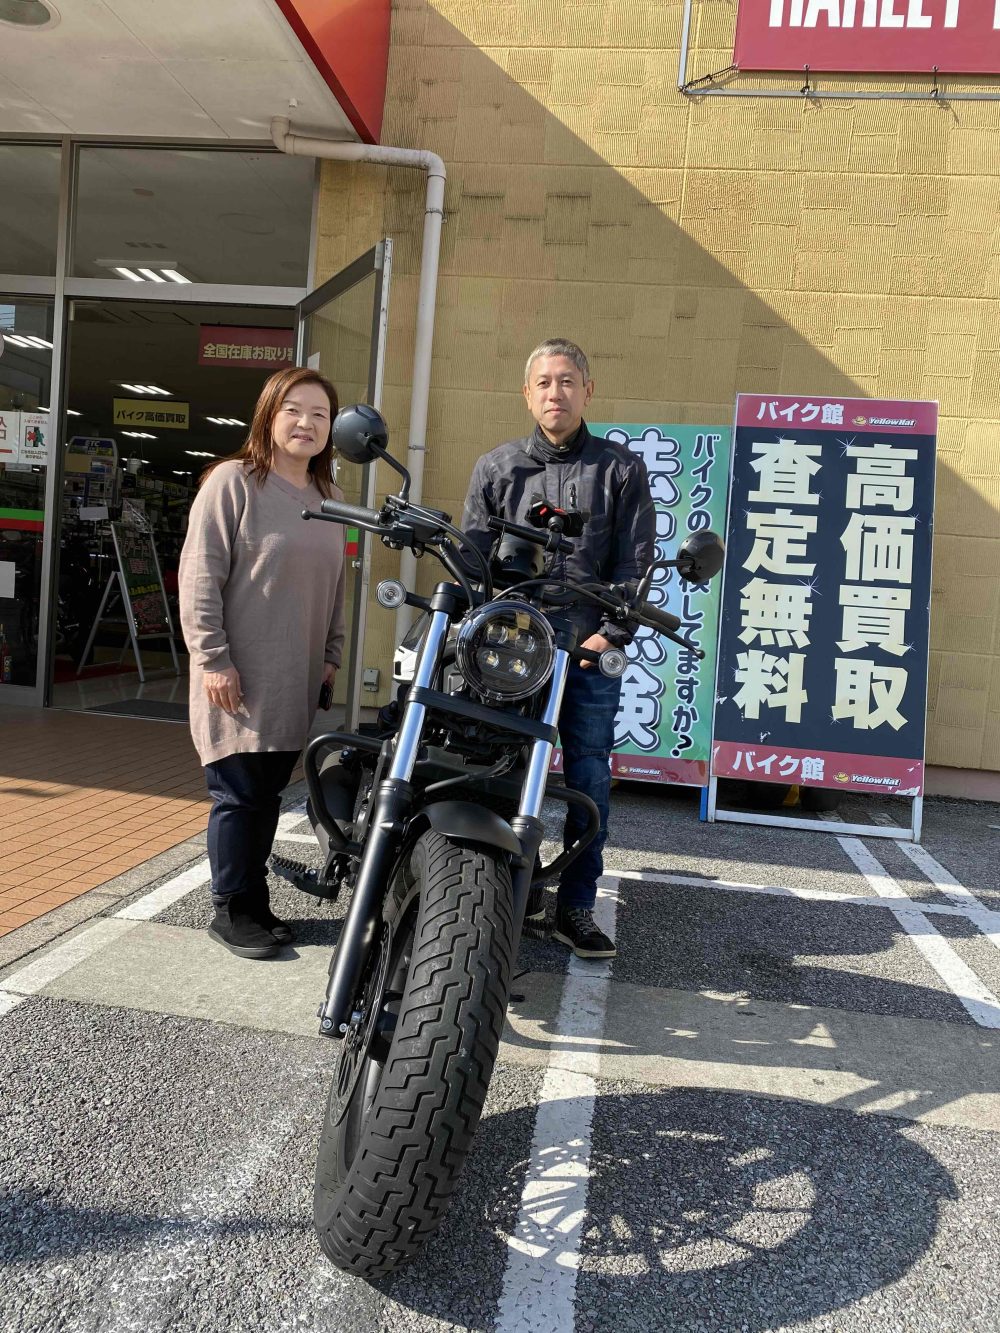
313, 828, 515, 1277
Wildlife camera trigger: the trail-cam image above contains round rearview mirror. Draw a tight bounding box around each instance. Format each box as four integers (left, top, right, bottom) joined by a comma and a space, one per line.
331, 403, 389, 465
677, 530, 725, 582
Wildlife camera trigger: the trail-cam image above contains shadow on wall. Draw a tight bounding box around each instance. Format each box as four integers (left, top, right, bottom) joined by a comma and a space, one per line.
321, 3, 998, 768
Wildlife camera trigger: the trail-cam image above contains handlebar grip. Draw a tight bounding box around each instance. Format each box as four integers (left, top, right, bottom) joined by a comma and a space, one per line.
642, 602, 682, 634
318, 498, 384, 527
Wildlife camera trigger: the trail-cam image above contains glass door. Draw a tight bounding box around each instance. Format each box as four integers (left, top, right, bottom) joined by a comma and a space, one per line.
295, 241, 392, 730
0, 296, 55, 704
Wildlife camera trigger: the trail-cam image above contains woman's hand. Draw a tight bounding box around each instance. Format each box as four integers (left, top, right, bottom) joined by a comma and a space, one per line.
204, 665, 243, 714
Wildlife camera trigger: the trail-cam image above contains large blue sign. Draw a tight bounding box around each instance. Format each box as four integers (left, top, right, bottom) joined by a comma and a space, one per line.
712, 394, 937, 798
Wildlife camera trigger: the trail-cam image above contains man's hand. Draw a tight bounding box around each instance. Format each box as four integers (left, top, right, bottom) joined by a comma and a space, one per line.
579, 632, 616, 668
323, 662, 337, 688
204, 665, 243, 714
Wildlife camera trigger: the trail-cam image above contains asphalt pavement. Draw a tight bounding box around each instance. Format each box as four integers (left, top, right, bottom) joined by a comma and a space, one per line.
1, 783, 998, 1332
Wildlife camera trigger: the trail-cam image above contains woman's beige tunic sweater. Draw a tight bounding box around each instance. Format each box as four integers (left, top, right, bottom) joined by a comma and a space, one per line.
179, 461, 346, 765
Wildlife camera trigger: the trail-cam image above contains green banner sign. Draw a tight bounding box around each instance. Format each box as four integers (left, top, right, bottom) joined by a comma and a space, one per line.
591, 422, 732, 787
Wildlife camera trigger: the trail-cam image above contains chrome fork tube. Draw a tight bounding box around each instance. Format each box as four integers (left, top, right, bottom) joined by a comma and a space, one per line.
519, 648, 571, 820
388, 609, 452, 782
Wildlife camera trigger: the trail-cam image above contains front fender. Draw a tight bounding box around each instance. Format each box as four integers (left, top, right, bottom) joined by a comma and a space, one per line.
422, 800, 522, 858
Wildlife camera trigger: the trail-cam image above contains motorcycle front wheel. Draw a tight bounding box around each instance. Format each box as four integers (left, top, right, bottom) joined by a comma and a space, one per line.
314, 828, 516, 1277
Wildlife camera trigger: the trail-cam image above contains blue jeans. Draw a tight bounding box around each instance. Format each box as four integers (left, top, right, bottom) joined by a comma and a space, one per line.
557, 664, 621, 911
204, 751, 299, 901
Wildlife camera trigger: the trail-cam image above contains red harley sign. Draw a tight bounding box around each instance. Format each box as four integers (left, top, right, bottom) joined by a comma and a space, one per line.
734, 0, 1000, 75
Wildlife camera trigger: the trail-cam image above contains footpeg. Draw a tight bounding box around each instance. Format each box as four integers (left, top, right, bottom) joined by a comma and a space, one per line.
270, 854, 340, 901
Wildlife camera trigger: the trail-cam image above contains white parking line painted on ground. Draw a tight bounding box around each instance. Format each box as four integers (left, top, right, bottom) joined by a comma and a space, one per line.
825, 819, 1000, 1029
825, 830, 911, 899
0, 990, 26, 1017
892, 839, 1000, 950
276, 798, 308, 834
1, 917, 138, 996
115, 859, 211, 920
495, 882, 618, 1333
613, 868, 977, 919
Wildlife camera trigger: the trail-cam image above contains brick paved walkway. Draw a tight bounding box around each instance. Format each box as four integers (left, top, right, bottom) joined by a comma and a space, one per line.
0, 707, 210, 937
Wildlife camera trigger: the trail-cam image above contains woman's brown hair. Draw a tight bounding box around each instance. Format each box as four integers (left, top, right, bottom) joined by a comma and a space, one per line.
199, 366, 339, 498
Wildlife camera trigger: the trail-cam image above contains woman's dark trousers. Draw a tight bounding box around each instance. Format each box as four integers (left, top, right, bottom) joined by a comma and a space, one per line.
204, 750, 299, 903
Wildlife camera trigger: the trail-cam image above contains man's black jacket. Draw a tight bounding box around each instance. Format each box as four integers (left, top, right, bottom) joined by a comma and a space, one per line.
460, 422, 656, 648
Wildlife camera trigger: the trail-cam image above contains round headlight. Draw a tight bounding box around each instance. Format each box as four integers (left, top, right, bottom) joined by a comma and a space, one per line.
454, 601, 555, 703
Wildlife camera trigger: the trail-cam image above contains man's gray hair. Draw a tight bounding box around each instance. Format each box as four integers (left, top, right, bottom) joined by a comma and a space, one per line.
524, 338, 590, 385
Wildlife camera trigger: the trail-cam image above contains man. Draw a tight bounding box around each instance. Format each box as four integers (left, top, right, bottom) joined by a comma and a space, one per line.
461, 338, 655, 959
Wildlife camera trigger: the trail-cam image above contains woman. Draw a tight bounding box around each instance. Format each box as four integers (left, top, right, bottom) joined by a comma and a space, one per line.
179, 366, 346, 960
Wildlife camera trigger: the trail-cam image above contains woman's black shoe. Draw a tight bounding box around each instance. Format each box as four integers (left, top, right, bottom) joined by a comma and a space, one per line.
244, 888, 295, 943
252, 903, 294, 944
208, 895, 282, 959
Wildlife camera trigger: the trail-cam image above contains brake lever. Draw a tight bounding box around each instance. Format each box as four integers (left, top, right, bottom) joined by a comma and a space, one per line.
664, 626, 705, 659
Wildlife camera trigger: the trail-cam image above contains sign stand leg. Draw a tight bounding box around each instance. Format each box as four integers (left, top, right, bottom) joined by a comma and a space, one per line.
119, 572, 146, 683
706, 773, 719, 823
148, 532, 181, 678
77, 572, 117, 675
699, 785, 709, 821
912, 795, 923, 843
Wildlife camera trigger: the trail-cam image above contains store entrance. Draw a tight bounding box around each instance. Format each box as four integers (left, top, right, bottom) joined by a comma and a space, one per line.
54, 300, 296, 719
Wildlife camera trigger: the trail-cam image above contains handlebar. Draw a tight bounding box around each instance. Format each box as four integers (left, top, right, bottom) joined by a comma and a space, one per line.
637, 602, 681, 635
486, 515, 574, 555
313, 498, 386, 531
304, 494, 493, 600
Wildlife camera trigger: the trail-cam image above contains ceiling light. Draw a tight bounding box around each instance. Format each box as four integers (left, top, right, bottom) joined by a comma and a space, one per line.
3, 333, 53, 349
121, 431, 156, 439
172, 470, 190, 477
0, 0, 59, 29
185, 450, 215, 458
99, 258, 192, 284
119, 383, 171, 396
206, 416, 246, 426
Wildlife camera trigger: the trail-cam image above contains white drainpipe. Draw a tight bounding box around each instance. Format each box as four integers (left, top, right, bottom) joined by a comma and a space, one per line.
270, 116, 446, 640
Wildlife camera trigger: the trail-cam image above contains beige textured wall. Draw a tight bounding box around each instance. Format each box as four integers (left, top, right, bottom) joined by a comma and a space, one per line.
314, 0, 1000, 767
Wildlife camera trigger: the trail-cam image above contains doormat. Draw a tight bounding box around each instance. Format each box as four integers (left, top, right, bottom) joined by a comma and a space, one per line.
87, 700, 189, 723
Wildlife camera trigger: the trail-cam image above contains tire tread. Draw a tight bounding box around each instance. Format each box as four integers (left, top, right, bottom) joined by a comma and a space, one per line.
314, 830, 514, 1276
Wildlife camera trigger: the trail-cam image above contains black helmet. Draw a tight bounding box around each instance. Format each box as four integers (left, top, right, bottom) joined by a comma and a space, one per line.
332, 404, 389, 464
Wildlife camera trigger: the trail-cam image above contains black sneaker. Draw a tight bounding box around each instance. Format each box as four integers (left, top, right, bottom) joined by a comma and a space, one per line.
553, 906, 616, 959
522, 881, 549, 939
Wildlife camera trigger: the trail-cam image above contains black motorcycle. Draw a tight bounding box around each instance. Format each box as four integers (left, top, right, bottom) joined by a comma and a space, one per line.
272, 404, 724, 1277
